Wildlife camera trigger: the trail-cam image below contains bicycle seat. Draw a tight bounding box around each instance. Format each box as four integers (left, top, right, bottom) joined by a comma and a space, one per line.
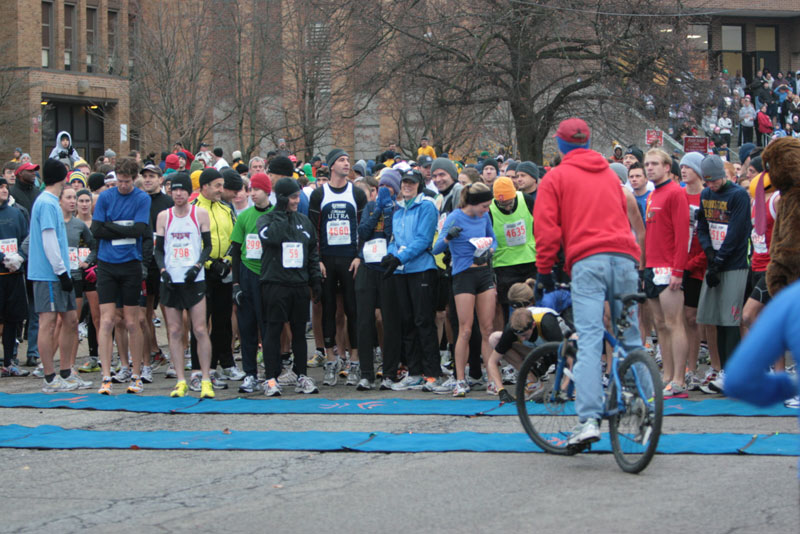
619, 293, 647, 306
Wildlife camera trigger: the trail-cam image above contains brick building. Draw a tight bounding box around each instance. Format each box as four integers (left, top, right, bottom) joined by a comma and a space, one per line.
0, 0, 132, 164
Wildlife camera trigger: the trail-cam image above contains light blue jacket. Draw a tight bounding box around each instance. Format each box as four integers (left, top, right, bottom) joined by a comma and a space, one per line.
387, 193, 437, 274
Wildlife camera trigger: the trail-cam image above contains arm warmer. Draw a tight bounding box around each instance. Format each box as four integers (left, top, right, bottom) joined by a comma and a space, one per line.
154, 235, 166, 272
231, 243, 242, 284
197, 231, 212, 266
42, 228, 67, 276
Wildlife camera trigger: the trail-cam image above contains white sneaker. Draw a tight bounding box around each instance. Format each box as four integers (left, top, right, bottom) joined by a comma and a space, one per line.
432, 375, 457, 394
356, 378, 373, 391
65, 373, 93, 390
42, 375, 79, 393
391, 375, 425, 391
140, 366, 153, 384
567, 418, 601, 446
165, 364, 178, 379
264, 378, 282, 397
708, 370, 725, 394
111, 367, 131, 383
784, 396, 800, 409
222, 366, 246, 381
295, 375, 319, 394
278, 367, 298, 386
501, 365, 518, 385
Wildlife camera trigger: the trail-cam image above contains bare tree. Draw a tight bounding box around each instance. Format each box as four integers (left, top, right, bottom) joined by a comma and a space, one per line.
0, 67, 33, 156
367, 0, 709, 163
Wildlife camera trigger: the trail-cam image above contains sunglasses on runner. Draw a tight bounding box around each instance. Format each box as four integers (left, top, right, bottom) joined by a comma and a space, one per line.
510, 300, 532, 309
513, 322, 534, 335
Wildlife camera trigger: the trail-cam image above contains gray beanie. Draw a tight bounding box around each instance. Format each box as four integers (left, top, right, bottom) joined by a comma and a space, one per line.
679, 152, 704, 179
326, 148, 349, 169
700, 155, 726, 181
516, 161, 539, 180
430, 157, 458, 181
505, 159, 518, 172
353, 159, 368, 177
378, 169, 401, 194
609, 162, 628, 184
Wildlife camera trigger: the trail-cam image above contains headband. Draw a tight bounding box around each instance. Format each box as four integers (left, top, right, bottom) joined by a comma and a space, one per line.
466, 188, 493, 205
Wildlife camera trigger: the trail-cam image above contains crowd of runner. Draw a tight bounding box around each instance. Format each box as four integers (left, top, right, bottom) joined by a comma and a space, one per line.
0, 122, 796, 424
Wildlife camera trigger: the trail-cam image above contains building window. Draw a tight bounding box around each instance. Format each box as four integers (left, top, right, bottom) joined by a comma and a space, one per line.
41, 1, 53, 68
108, 10, 118, 73
755, 26, 776, 52
720, 25, 743, 76
686, 24, 709, 76
128, 13, 137, 74
64, 3, 76, 71
86, 7, 97, 72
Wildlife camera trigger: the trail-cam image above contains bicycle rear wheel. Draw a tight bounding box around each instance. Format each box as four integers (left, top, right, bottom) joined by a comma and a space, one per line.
607, 349, 663, 473
516, 342, 578, 455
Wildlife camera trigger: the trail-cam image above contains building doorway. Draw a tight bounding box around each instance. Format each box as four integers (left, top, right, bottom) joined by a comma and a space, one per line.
41, 101, 106, 166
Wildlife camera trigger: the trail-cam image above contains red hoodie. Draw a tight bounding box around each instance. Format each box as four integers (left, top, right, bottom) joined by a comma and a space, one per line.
644, 179, 689, 275
534, 148, 640, 275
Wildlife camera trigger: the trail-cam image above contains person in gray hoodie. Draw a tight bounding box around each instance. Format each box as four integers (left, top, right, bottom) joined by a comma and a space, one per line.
48, 131, 81, 164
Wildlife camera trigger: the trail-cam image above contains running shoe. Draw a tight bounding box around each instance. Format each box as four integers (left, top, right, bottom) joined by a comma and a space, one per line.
112, 367, 131, 383
42, 374, 79, 393
498, 389, 515, 404
697, 343, 711, 365
422, 376, 445, 392
278, 367, 298, 387
140, 366, 153, 384
222, 366, 245, 381
323, 361, 337, 386
524, 380, 546, 401
189, 372, 202, 392
707, 370, 725, 394
396, 364, 408, 381
127, 376, 144, 394
1, 365, 30, 377
97, 379, 113, 395
467, 374, 486, 391
210, 371, 229, 390
391, 375, 425, 391
346, 363, 361, 386
200, 379, 215, 399
486, 381, 500, 395
338, 353, 350, 378
239, 375, 258, 394
663, 381, 688, 399
307, 349, 325, 368
379, 378, 395, 390
784, 396, 800, 409
685, 370, 702, 391
295, 375, 319, 394
356, 378, 374, 391
150, 351, 167, 370
78, 321, 88, 340
25, 356, 40, 367
171, 380, 188, 398
440, 350, 453, 375
501, 365, 517, 385
264, 378, 282, 397
65, 372, 93, 390
698, 368, 718, 394
452, 379, 469, 397
601, 374, 611, 390
374, 346, 383, 365
78, 357, 100, 373
567, 418, 600, 446
654, 347, 663, 368
32, 364, 44, 378
165, 363, 178, 379
432, 375, 457, 394
153, 317, 162, 327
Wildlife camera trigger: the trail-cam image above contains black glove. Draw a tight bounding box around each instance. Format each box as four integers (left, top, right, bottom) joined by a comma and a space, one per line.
275, 194, 290, 212
535, 272, 555, 301
311, 279, 323, 303
446, 226, 462, 241
209, 258, 231, 279
380, 254, 401, 278
160, 270, 173, 287
474, 248, 492, 266
59, 151, 68, 159
705, 265, 721, 288
704, 247, 716, 265
184, 263, 202, 283
232, 283, 243, 306
58, 271, 73, 293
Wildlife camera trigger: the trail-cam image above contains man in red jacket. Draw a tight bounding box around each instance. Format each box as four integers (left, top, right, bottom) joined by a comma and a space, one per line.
643, 148, 690, 398
534, 118, 643, 447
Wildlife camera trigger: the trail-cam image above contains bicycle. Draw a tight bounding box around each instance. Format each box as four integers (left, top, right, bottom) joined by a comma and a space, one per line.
515, 292, 663, 474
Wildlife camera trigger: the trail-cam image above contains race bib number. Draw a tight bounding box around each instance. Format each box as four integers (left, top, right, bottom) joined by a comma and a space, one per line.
111, 220, 136, 246
0, 238, 18, 255
171, 241, 196, 267
503, 220, 526, 247
326, 220, 351, 246
652, 267, 672, 285
68, 247, 79, 271
469, 237, 493, 257
282, 242, 303, 268
78, 248, 91, 262
751, 229, 767, 254
245, 233, 262, 260
709, 222, 727, 251
363, 238, 387, 264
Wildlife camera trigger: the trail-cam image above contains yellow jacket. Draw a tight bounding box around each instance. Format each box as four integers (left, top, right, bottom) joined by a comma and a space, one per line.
192, 193, 235, 265
417, 145, 437, 159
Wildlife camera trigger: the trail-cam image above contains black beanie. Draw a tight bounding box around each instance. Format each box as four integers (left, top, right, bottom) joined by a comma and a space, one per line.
268, 156, 294, 177
625, 146, 644, 164
222, 168, 243, 191
273, 177, 301, 197
199, 167, 222, 187
88, 172, 106, 192
170, 172, 192, 192
750, 156, 763, 173
213, 147, 223, 158
482, 159, 498, 172
43, 158, 68, 185
326, 148, 349, 169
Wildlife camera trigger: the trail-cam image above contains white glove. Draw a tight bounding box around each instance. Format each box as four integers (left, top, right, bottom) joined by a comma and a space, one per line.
3, 252, 24, 272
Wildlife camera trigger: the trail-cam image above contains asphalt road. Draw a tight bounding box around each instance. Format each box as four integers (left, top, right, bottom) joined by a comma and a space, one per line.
0, 329, 797, 533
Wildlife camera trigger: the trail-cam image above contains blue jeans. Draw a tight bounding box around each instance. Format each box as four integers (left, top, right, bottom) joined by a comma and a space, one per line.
571, 254, 642, 422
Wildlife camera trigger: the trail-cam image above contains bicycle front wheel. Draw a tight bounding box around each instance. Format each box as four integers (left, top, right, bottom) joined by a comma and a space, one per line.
516, 342, 578, 455
607, 349, 663, 473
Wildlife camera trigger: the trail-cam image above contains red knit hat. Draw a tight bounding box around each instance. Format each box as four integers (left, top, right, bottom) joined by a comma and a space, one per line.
250, 172, 272, 194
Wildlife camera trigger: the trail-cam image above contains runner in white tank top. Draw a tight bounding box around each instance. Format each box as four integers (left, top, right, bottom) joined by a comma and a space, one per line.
164, 205, 205, 283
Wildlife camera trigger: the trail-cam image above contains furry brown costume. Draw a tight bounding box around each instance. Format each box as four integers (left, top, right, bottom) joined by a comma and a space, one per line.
764, 137, 800, 296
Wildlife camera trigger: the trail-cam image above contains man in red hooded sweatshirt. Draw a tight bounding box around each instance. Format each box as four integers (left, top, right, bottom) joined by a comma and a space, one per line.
534, 118, 643, 447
